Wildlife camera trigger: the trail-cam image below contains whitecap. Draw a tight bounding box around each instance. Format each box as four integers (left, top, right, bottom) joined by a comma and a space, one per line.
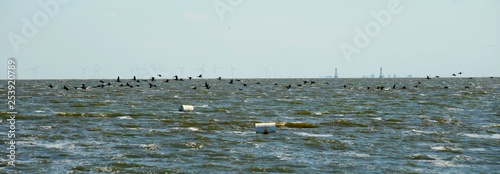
341, 151, 370, 158
312, 112, 323, 116
118, 116, 133, 120
468, 148, 487, 152
294, 132, 332, 137
431, 159, 457, 167
40, 126, 52, 129
39, 141, 75, 151
187, 127, 200, 132
461, 133, 500, 139
431, 146, 462, 151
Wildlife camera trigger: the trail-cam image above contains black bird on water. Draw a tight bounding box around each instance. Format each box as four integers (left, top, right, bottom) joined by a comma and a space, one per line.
133, 76, 137, 81
218, 77, 222, 80
188, 77, 192, 80
198, 74, 202, 78
63, 85, 69, 91
49, 84, 53, 89
151, 77, 155, 81
148, 83, 156, 88
426, 76, 430, 79
99, 80, 105, 83
117, 76, 121, 82
286, 84, 292, 89
229, 79, 234, 84
75, 84, 87, 90
174, 75, 179, 81
204, 82, 211, 89
164, 79, 169, 83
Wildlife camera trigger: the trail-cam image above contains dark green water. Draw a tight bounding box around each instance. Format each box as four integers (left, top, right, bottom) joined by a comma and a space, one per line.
1, 78, 499, 173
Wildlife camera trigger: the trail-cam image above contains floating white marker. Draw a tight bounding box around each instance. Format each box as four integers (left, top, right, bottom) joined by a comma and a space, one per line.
255, 123, 276, 134
179, 105, 194, 112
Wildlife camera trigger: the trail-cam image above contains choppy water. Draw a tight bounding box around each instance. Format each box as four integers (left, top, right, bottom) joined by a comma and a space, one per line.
1, 78, 499, 173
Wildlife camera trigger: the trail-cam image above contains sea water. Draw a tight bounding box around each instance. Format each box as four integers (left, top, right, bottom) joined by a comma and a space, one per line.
0, 78, 499, 173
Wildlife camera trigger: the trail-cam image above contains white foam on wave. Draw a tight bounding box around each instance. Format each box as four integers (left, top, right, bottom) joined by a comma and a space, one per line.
341, 151, 370, 158
35, 110, 45, 113
40, 126, 52, 129
294, 132, 333, 137
446, 107, 464, 112
468, 148, 487, 152
431, 159, 456, 167
431, 146, 462, 151
460, 133, 500, 139
118, 116, 133, 120
411, 129, 438, 135
312, 112, 323, 116
38, 141, 76, 151
187, 127, 200, 132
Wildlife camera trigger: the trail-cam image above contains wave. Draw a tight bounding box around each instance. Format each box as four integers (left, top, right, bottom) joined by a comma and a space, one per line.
277, 122, 319, 128
322, 119, 368, 127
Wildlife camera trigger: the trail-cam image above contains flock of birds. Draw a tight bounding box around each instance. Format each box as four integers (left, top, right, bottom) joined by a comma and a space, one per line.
46, 72, 495, 92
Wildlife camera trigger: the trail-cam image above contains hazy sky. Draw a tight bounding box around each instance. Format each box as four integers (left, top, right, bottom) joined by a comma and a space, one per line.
1, 0, 499, 79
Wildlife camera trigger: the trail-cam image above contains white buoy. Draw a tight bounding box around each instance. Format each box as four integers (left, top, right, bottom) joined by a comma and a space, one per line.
179, 105, 194, 112
255, 123, 276, 134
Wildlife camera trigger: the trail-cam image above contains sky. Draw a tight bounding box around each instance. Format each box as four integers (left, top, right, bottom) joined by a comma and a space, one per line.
1, 0, 499, 79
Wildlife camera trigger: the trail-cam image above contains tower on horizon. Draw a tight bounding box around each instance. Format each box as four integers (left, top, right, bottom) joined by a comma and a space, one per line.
334, 68, 338, 79
379, 67, 383, 78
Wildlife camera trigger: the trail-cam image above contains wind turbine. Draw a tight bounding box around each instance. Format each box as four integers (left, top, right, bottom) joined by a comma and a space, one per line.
177, 66, 185, 77
198, 64, 206, 76
129, 65, 139, 75
261, 65, 270, 78
148, 64, 161, 77
92, 64, 103, 79
229, 64, 237, 78
80, 66, 89, 79
213, 64, 222, 78
29, 66, 39, 79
